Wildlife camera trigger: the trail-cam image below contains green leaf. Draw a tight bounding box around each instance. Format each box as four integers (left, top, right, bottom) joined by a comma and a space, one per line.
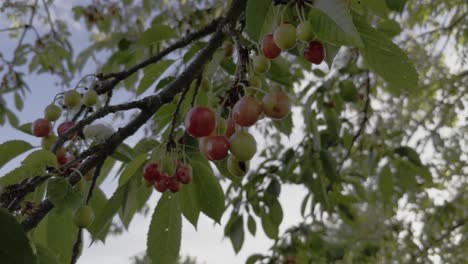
111, 143, 136, 162
14, 93, 23, 110
268, 199, 283, 226
246, 254, 265, 264
0, 140, 33, 169
0, 209, 36, 264
314, 0, 363, 47
324, 43, 340, 68
46, 178, 83, 212
228, 216, 244, 253
147, 193, 181, 264
0, 150, 57, 186
137, 60, 174, 95
245, 0, 273, 41
394, 146, 423, 167
385, 0, 406, 12
352, 0, 389, 17
247, 215, 257, 236
118, 153, 147, 186
272, 114, 293, 136
178, 181, 201, 228
267, 58, 293, 86
16, 123, 33, 135
261, 210, 279, 239
183, 42, 206, 63
319, 150, 339, 183
138, 24, 177, 46
35, 244, 60, 264
379, 165, 393, 202
46, 209, 78, 264
353, 14, 418, 92
190, 160, 225, 223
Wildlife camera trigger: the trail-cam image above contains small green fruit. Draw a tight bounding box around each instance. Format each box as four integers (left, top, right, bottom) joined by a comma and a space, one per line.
44, 104, 61, 121
229, 131, 257, 161
296, 21, 315, 42
227, 155, 249, 177
83, 89, 98, 107
274, 23, 297, 50
63, 90, 81, 108
253, 55, 270, 74
248, 75, 261, 88
74, 205, 95, 228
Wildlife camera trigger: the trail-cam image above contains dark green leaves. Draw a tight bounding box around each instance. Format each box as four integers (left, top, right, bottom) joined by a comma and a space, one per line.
147, 193, 181, 264
0, 209, 35, 264
46, 178, 83, 212
0, 140, 33, 169
245, 0, 273, 41
225, 214, 244, 253
137, 60, 174, 95
379, 165, 393, 202
138, 24, 177, 46
178, 182, 201, 228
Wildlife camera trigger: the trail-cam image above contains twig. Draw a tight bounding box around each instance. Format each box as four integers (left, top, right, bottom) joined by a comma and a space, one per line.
0, 175, 51, 211
41, 0, 56, 36
0, 25, 30, 33
167, 85, 190, 151
70, 228, 83, 264
11, 0, 38, 66
190, 75, 202, 107
21, 0, 248, 232
85, 160, 104, 204
337, 72, 371, 172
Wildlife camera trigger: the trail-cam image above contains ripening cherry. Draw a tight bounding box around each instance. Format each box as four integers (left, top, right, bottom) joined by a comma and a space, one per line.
83, 89, 98, 107
223, 40, 234, 58
44, 104, 61, 121
56, 147, 68, 165
57, 121, 77, 138
32, 118, 52, 137
248, 75, 261, 88
176, 162, 192, 184
185, 106, 217, 138
143, 163, 161, 182
232, 96, 263, 127
229, 131, 257, 161
274, 23, 296, 50
227, 155, 249, 177
167, 176, 181, 193
304, 41, 325, 65
253, 54, 270, 74
63, 90, 81, 108
262, 91, 291, 119
154, 173, 170, 193
203, 136, 230, 161
261, 34, 281, 59
225, 118, 236, 138
73, 205, 95, 228
296, 21, 315, 42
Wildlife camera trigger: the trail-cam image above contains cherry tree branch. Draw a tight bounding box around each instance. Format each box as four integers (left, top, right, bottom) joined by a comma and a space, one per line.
11, 0, 39, 66
21, 0, 248, 232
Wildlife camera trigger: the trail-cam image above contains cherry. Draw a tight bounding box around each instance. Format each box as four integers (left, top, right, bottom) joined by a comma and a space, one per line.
304, 41, 325, 65
203, 136, 230, 161
32, 118, 52, 137
248, 75, 261, 88
262, 91, 290, 119
261, 34, 281, 59
175, 162, 192, 184
41, 134, 57, 151
83, 89, 98, 107
44, 104, 61, 121
143, 163, 161, 182
57, 121, 77, 138
73, 205, 95, 228
232, 96, 263, 127
185, 106, 217, 138
225, 118, 236, 138
154, 173, 170, 193
253, 54, 270, 74
200, 78, 211, 92
296, 21, 314, 42
167, 176, 181, 193
56, 147, 68, 165
274, 23, 296, 50
223, 40, 234, 58
229, 131, 257, 161
227, 155, 249, 177
63, 90, 81, 108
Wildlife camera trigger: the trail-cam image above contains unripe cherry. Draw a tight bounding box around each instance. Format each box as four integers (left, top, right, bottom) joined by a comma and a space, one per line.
261, 34, 281, 59
274, 23, 296, 50
253, 54, 270, 74
232, 96, 263, 127
63, 90, 81, 108
44, 104, 61, 121
262, 91, 291, 119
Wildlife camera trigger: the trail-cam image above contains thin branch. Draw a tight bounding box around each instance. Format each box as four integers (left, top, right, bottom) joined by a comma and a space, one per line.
41, 0, 56, 36
70, 228, 83, 264
21, 0, 248, 232
11, 0, 39, 66
190, 74, 202, 107
0, 175, 51, 211
85, 160, 104, 204
337, 72, 371, 172
0, 25, 31, 33
167, 85, 191, 151
415, 12, 467, 39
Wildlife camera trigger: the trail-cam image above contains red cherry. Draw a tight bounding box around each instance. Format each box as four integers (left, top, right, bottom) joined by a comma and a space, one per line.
225, 118, 236, 138
32, 118, 52, 137
176, 163, 192, 184
143, 163, 161, 181
154, 173, 170, 193
56, 148, 68, 165
57, 121, 77, 138
203, 135, 230, 161
261, 34, 281, 59
185, 106, 217, 138
304, 41, 325, 65
232, 96, 263, 127
167, 176, 181, 193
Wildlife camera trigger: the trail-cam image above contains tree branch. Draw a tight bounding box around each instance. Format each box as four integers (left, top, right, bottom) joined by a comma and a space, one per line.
21, 0, 248, 232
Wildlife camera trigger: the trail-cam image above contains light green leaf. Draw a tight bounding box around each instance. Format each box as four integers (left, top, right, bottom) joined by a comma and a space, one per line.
354, 15, 418, 92
46, 209, 78, 264
138, 24, 177, 46
385, 0, 406, 12
46, 178, 83, 212
227, 215, 244, 253
0, 150, 56, 186
179, 181, 201, 228
118, 153, 147, 187
314, 0, 363, 47
247, 215, 257, 236
0, 140, 33, 169
16, 122, 33, 135
35, 244, 60, 264
137, 60, 174, 95
245, 0, 273, 42
0, 209, 36, 264
379, 165, 393, 202
147, 193, 181, 264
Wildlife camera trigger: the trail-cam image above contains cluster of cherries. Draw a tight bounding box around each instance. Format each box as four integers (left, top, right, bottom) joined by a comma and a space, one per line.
253, 22, 325, 74
31, 89, 99, 166
143, 161, 192, 193
184, 88, 290, 176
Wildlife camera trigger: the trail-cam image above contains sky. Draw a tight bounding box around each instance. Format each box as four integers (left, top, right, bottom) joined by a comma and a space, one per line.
0, 2, 310, 263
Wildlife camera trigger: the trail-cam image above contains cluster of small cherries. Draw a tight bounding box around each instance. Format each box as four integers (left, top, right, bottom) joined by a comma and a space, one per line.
143, 161, 192, 193
252, 21, 325, 74
31, 89, 99, 167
